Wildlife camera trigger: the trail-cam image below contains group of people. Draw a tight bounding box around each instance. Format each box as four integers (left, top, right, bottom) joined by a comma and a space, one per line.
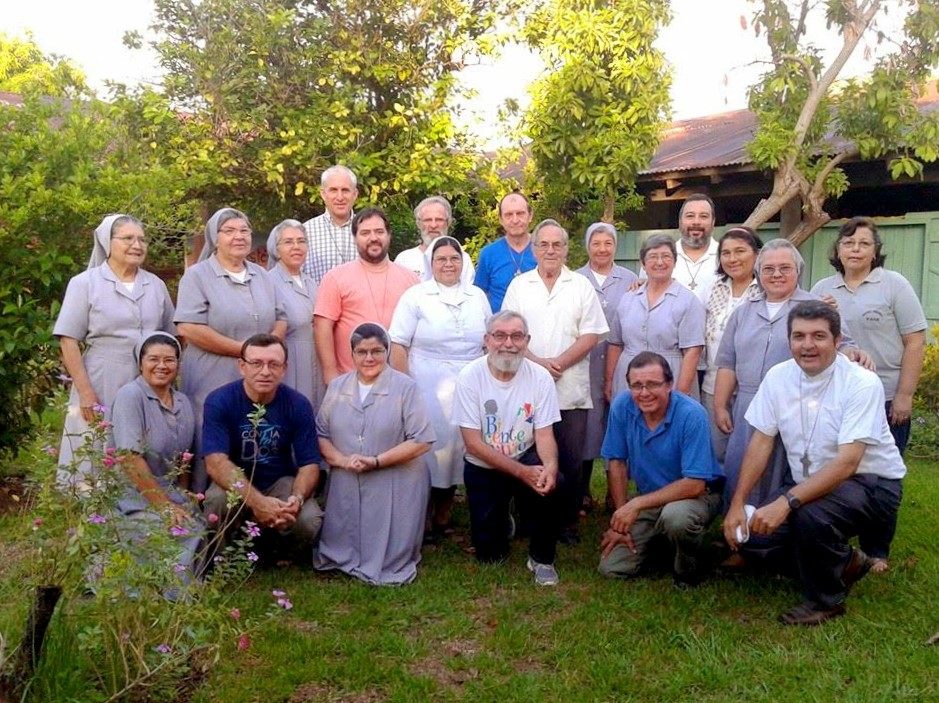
54, 168, 926, 624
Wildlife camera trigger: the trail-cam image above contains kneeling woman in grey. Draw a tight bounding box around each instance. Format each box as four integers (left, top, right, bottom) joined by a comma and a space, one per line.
315, 323, 435, 585
111, 331, 202, 582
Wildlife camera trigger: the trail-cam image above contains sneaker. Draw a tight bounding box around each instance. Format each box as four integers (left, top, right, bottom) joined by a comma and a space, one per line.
526, 557, 559, 587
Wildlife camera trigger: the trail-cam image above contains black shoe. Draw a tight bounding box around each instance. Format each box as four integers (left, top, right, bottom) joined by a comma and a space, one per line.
842, 547, 874, 594
779, 602, 846, 626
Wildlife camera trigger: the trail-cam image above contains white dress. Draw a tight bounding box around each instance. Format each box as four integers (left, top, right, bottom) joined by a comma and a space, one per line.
388, 280, 491, 487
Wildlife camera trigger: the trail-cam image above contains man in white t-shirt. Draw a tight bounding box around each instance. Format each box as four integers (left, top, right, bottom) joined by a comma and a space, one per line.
453, 310, 563, 586
724, 301, 906, 626
393, 196, 475, 286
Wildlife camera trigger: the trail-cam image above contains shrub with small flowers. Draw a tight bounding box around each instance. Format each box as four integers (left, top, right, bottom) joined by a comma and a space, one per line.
4, 401, 293, 702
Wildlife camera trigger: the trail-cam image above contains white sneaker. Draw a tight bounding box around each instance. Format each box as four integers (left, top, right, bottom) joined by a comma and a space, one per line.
527, 557, 559, 587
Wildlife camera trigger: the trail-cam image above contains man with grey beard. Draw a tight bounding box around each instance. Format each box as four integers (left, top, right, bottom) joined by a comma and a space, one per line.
393, 195, 475, 286
453, 310, 564, 586
672, 193, 720, 304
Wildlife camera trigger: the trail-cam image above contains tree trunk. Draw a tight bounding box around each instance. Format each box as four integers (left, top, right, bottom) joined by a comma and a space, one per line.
0, 585, 62, 701
602, 193, 615, 223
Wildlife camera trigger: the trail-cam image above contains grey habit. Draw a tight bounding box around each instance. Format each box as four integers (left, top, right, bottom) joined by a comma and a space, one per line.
575, 263, 637, 460
54, 217, 175, 480
174, 256, 285, 492
267, 263, 324, 409
716, 288, 857, 505
608, 280, 705, 399
111, 375, 202, 580
314, 366, 435, 585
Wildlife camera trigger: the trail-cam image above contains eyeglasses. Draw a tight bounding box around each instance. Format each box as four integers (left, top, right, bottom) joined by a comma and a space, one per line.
433, 255, 462, 266
219, 227, 252, 236
112, 235, 148, 245
142, 356, 178, 366
352, 348, 386, 359
241, 359, 285, 371
644, 254, 674, 263
760, 265, 796, 277
628, 380, 668, 393
279, 238, 307, 247
838, 239, 875, 249
535, 241, 567, 251
488, 331, 527, 344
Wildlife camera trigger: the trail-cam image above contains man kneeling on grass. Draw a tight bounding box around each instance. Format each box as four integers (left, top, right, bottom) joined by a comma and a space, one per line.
723, 301, 905, 625
598, 351, 723, 589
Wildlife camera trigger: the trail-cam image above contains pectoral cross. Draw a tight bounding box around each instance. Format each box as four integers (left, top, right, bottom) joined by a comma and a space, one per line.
800, 452, 811, 478
688, 281, 697, 290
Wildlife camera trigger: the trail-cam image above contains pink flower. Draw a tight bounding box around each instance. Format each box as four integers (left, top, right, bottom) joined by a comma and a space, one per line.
181, 451, 194, 463
208, 513, 218, 523
93, 403, 108, 414
155, 643, 172, 654
102, 456, 116, 468
247, 552, 258, 562
42, 445, 58, 457
170, 525, 190, 537
277, 597, 293, 610
195, 492, 205, 501
271, 589, 286, 597
97, 420, 111, 431
105, 447, 116, 456
230, 607, 241, 621
233, 480, 245, 489
244, 521, 261, 538
88, 513, 106, 524
33, 518, 42, 527
173, 563, 186, 573
237, 633, 251, 651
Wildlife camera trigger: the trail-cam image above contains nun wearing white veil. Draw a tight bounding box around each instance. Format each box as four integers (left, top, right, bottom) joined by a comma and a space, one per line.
54, 214, 175, 486
174, 207, 286, 492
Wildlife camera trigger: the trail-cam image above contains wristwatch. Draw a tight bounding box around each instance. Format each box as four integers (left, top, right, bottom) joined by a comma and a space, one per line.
292, 494, 305, 507
785, 491, 801, 510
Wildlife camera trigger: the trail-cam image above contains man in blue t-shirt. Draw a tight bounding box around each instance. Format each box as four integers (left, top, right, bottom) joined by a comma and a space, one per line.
473, 192, 536, 311
598, 351, 723, 588
203, 334, 323, 557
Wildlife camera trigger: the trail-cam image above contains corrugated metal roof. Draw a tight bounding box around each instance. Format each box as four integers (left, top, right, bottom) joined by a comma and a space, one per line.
641, 109, 758, 176
642, 86, 939, 177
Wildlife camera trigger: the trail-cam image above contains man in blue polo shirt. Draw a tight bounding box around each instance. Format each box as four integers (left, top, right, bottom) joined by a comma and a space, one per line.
598, 351, 723, 587
203, 334, 323, 560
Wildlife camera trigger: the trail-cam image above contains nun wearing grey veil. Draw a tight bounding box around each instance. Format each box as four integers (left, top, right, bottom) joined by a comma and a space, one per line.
174, 207, 286, 493
54, 214, 175, 487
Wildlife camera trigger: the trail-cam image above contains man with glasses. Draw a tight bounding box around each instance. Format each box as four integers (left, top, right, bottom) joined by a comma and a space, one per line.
393, 195, 475, 285
598, 351, 723, 588
202, 333, 323, 562
503, 219, 608, 545
453, 310, 564, 586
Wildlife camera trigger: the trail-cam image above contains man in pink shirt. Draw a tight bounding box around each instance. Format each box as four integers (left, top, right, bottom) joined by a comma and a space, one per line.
314, 207, 419, 382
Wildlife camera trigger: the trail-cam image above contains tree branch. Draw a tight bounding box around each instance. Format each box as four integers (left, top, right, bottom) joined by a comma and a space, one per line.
812, 146, 860, 195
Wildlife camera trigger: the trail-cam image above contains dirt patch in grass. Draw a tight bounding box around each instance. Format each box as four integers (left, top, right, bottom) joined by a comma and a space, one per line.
289, 682, 387, 702
0, 475, 27, 515
407, 637, 481, 690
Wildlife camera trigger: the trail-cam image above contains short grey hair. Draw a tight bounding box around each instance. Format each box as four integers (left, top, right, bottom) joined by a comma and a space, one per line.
531, 218, 569, 246
640, 233, 677, 262
414, 195, 453, 224
270, 219, 303, 245
216, 208, 251, 231
320, 165, 358, 189
486, 310, 529, 336
110, 215, 144, 235
755, 238, 805, 287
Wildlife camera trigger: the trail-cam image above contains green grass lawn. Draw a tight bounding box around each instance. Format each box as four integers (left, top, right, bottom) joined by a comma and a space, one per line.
2, 461, 938, 703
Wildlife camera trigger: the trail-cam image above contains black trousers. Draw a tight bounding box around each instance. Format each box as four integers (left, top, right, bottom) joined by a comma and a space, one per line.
742, 474, 902, 609
555, 408, 587, 527
464, 449, 562, 565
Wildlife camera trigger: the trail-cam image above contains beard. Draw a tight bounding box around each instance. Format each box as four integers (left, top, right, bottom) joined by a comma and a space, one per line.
359, 244, 389, 264
681, 231, 708, 250
489, 350, 524, 374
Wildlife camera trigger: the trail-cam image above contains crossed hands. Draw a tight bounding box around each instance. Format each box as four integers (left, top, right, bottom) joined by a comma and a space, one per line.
600, 501, 640, 558
518, 464, 556, 497
251, 495, 300, 530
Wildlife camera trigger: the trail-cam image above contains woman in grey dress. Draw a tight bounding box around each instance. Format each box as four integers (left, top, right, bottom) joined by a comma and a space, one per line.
605, 234, 705, 401
714, 238, 868, 507
54, 214, 175, 486
315, 323, 434, 585
575, 223, 637, 512
175, 208, 286, 492
111, 331, 202, 582
266, 219, 322, 408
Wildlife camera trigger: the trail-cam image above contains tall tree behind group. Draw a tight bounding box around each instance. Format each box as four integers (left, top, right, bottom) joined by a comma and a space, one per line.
743, 0, 939, 244
130, 0, 516, 236
522, 0, 672, 229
